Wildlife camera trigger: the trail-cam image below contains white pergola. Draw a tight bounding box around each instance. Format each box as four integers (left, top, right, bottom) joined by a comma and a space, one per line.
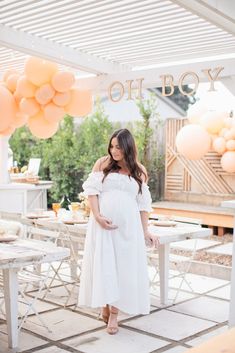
0, 0, 235, 326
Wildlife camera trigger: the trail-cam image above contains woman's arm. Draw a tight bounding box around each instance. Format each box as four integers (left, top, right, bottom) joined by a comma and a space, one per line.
88, 195, 118, 230
140, 211, 159, 248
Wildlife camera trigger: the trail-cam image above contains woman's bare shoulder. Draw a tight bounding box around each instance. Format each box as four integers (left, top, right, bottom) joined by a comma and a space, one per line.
138, 163, 148, 182
92, 156, 110, 172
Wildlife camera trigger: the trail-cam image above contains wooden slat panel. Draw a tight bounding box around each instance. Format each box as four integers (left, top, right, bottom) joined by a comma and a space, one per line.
165, 118, 235, 204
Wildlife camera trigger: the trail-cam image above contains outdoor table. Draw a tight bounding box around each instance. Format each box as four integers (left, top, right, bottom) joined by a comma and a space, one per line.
33, 218, 211, 305
221, 199, 235, 327
0, 238, 70, 349
148, 224, 212, 304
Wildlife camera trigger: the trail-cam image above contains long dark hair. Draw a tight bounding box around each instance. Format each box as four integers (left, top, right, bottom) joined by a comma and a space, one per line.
103, 129, 147, 193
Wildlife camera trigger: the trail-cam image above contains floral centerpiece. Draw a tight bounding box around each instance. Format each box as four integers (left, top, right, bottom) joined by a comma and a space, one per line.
78, 192, 90, 217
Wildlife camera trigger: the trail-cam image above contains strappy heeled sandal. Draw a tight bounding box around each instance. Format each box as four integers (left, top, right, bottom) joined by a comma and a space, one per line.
101, 305, 110, 324
106, 309, 119, 335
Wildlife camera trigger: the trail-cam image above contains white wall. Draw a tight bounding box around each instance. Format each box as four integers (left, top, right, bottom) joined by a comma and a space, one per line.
100, 90, 185, 123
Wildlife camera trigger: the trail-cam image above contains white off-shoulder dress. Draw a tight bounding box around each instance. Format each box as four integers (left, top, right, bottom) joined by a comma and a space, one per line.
78, 171, 152, 315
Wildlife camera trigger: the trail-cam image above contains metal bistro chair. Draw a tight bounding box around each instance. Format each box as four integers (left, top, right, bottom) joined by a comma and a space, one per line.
0, 251, 52, 333
147, 215, 203, 303
26, 220, 72, 299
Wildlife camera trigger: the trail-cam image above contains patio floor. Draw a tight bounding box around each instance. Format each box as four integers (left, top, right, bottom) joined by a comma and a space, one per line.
0, 264, 231, 353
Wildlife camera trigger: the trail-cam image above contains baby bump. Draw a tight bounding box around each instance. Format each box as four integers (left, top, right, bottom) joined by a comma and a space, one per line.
99, 190, 137, 226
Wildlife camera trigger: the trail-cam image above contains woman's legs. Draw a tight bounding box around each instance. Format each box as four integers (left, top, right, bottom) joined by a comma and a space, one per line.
107, 305, 119, 334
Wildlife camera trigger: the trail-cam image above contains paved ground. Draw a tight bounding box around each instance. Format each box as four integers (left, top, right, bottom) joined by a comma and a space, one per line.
0, 257, 231, 353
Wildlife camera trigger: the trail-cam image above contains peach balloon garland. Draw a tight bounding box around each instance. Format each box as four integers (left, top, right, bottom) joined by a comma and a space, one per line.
0, 56, 93, 139
176, 100, 235, 173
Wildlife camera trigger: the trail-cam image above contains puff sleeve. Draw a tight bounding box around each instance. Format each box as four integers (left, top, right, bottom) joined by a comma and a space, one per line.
136, 183, 152, 212
82, 172, 103, 196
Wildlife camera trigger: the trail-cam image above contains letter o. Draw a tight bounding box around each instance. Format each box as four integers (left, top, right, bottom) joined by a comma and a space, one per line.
178, 72, 199, 96
108, 81, 124, 102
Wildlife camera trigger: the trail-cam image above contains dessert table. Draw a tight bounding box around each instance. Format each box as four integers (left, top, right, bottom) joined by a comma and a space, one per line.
0, 238, 70, 349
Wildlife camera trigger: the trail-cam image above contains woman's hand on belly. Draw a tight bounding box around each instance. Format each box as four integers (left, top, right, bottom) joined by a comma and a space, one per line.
95, 214, 118, 230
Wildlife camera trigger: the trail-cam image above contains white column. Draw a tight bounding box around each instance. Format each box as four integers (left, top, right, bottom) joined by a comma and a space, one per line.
0, 136, 10, 184
229, 216, 235, 327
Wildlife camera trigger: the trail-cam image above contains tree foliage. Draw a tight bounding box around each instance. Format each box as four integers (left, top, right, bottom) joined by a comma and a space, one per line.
133, 94, 165, 201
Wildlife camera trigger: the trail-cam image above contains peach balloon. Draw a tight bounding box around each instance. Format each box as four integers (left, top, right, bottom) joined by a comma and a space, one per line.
213, 137, 227, 154
224, 117, 235, 129
13, 91, 23, 105
35, 83, 55, 105
65, 89, 92, 117
51, 71, 75, 92
176, 124, 211, 160
187, 100, 208, 124
221, 151, 235, 173
0, 125, 16, 137
6, 74, 20, 93
200, 111, 227, 134
25, 56, 58, 86
0, 86, 17, 131
219, 127, 229, 137
230, 127, 235, 139
20, 97, 40, 116
14, 112, 28, 128
28, 111, 59, 139
224, 129, 235, 141
3, 69, 19, 83
226, 140, 235, 151
53, 91, 71, 106
16, 76, 37, 98
44, 103, 65, 123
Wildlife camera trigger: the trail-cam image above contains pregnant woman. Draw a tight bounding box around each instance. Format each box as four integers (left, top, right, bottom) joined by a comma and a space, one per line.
79, 128, 159, 334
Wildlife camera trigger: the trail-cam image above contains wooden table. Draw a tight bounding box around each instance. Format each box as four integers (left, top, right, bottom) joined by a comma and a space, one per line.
149, 224, 212, 304
35, 220, 211, 304
0, 238, 70, 349
221, 199, 235, 328
34, 218, 211, 305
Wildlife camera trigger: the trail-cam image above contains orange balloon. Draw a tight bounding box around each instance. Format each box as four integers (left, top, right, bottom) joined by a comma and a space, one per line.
16, 75, 37, 98
3, 69, 19, 83
53, 91, 71, 106
20, 97, 40, 116
65, 89, 92, 117
35, 83, 55, 105
0, 86, 17, 131
51, 71, 75, 92
0, 125, 16, 137
226, 140, 235, 151
176, 124, 211, 160
221, 151, 235, 173
213, 137, 226, 154
28, 111, 59, 139
13, 112, 28, 128
44, 103, 65, 123
25, 56, 58, 86
6, 74, 20, 93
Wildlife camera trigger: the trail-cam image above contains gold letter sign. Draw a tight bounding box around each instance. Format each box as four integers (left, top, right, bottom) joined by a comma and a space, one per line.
108, 66, 224, 101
